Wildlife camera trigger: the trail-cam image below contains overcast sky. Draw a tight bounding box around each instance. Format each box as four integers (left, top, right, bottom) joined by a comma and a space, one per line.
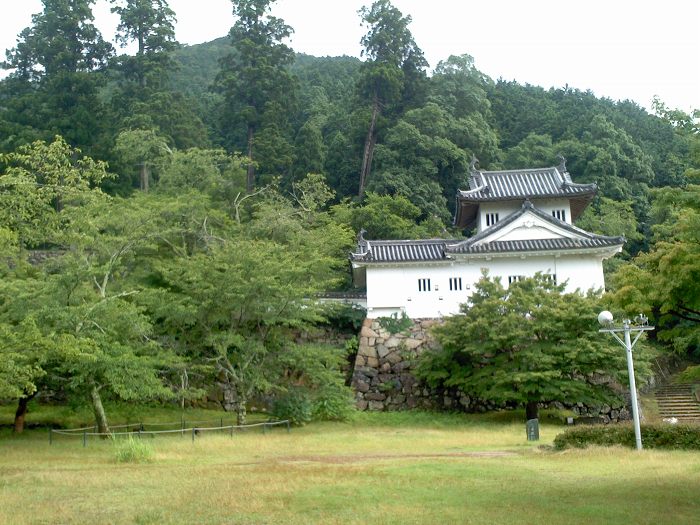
1, 0, 698, 113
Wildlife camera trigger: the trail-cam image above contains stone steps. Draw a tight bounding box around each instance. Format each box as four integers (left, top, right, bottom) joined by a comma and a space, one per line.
654, 383, 700, 421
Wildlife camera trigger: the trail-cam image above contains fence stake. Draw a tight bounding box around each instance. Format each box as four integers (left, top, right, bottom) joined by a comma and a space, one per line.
49, 427, 52, 445
138, 428, 142, 439
220, 417, 223, 429
286, 420, 290, 433
230, 425, 233, 438
181, 419, 185, 437
262, 422, 267, 435
83, 430, 87, 448
192, 427, 196, 443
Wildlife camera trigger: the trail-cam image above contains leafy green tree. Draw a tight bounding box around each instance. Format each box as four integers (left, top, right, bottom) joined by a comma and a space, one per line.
293, 121, 326, 180
110, 0, 178, 91
367, 102, 473, 223
0, 136, 110, 251
356, 0, 427, 198
332, 192, 444, 240
1, 0, 113, 153
576, 197, 643, 246
113, 128, 172, 191
503, 133, 556, 169
417, 273, 632, 421
216, 0, 296, 193
151, 179, 352, 424
156, 147, 247, 201
608, 182, 700, 354
0, 318, 52, 432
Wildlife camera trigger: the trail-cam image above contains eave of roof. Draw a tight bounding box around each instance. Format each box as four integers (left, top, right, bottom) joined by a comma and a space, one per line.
352, 202, 625, 265
350, 238, 453, 263
447, 200, 624, 254
454, 163, 597, 228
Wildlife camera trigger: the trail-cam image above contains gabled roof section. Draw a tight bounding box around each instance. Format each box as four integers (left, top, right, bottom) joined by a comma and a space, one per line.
446, 200, 624, 255
454, 157, 597, 228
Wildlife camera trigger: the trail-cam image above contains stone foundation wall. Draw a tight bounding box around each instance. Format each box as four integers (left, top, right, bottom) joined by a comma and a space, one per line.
351, 317, 633, 422
352, 318, 445, 411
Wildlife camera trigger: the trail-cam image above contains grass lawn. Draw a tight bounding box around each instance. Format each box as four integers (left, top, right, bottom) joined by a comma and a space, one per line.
1, 406, 698, 524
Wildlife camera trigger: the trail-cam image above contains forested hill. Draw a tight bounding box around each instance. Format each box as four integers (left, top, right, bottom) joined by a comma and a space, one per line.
1, 0, 698, 426
160, 36, 694, 254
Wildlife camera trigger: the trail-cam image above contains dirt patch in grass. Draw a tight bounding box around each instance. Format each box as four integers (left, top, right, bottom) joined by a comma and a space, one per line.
277, 450, 516, 464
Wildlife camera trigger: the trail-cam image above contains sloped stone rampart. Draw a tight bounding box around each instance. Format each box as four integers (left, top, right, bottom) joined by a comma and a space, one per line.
352, 318, 450, 411
351, 317, 632, 423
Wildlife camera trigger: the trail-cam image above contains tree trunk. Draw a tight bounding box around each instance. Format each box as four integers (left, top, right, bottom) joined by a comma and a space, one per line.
140, 163, 150, 192
246, 125, 255, 194
90, 384, 110, 437
525, 401, 539, 421
138, 33, 146, 90
235, 400, 247, 426
358, 91, 379, 199
13, 393, 35, 434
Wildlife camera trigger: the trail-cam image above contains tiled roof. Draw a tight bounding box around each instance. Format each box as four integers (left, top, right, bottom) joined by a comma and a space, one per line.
447, 201, 624, 254
351, 202, 624, 264
453, 159, 597, 228
459, 166, 596, 201
350, 239, 450, 263
454, 237, 623, 254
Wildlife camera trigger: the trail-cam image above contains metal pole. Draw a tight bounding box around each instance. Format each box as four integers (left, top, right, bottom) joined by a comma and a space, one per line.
49, 428, 53, 445
624, 321, 643, 451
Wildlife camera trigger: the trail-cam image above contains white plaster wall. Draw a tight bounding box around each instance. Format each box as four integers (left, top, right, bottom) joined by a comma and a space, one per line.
365, 253, 606, 318
489, 211, 574, 242
478, 201, 520, 232
478, 199, 572, 233
554, 254, 607, 293
531, 198, 572, 223
365, 263, 481, 318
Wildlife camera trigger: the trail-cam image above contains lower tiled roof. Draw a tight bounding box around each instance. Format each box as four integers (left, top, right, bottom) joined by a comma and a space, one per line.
456, 237, 623, 254
351, 239, 450, 263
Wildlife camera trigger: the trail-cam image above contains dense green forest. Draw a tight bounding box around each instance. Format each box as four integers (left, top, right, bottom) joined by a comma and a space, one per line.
1, 0, 698, 430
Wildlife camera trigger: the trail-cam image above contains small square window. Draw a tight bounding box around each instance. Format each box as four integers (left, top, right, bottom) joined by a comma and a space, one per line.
551, 209, 567, 222
449, 277, 463, 291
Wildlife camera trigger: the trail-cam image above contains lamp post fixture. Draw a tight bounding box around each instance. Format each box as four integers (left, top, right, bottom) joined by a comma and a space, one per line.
598, 311, 654, 451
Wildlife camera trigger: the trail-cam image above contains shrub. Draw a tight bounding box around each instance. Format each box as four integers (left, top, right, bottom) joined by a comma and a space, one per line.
553, 423, 700, 451
313, 385, 355, 422
114, 435, 155, 463
677, 365, 700, 383
376, 312, 412, 334
271, 389, 313, 426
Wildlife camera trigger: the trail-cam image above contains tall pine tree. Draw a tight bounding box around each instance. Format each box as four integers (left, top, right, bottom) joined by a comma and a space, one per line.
216, 0, 297, 193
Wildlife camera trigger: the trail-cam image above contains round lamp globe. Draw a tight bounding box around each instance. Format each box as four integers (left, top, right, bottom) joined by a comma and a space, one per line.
598, 310, 614, 326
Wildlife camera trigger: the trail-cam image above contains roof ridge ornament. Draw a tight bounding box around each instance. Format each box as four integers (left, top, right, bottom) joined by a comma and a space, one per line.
556, 154, 567, 174
357, 228, 367, 243
522, 199, 534, 209
469, 155, 480, 173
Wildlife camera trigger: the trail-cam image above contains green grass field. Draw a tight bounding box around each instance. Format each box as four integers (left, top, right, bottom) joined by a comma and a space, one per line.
1, 407, 698, 524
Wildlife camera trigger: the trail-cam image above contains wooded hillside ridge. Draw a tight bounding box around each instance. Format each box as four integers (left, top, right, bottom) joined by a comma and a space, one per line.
1, 1, 698, 431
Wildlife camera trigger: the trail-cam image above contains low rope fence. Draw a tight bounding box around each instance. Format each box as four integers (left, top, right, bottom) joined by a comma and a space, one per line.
49, 418, 291, 447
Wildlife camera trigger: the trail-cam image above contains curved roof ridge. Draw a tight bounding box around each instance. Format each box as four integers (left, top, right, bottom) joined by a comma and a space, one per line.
476, 165, 559, 175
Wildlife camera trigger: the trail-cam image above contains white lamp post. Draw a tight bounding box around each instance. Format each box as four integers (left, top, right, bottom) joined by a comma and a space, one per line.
598, 311, 654, 451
